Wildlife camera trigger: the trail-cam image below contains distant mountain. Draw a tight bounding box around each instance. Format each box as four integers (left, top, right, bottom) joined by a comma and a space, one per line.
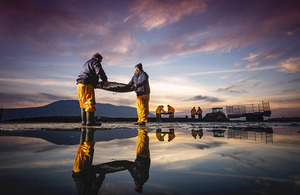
2, 100, 154, 121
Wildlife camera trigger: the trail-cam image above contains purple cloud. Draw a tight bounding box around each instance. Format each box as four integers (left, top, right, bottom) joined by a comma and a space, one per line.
126, 0, 209, 31
140, 0, 300, 59
192, 95, 223, 103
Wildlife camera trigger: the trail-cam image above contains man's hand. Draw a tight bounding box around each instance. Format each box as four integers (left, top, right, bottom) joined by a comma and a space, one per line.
103, 81, 109, 87
133, 84, 137, 91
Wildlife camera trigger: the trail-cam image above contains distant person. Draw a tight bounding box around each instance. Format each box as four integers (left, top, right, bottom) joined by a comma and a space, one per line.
196, 107, 202, 120
128, 63, 150, 126
76, 53, 108, 126
167, 105, 175, 119
191, 107, 196, 120
156, 105, 166, 122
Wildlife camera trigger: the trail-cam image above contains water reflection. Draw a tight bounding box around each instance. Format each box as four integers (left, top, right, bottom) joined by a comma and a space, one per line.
191, 129, 203, 139
207, 129, 226, 137
72, 128, 103, 194
228, 127, 274, 144
0, 128, 137, 145
156, 128, 175, 142
133, 126, 151, 193
0, 125, 298, 194
187, 126, 274, 144
72, 127, 150, 194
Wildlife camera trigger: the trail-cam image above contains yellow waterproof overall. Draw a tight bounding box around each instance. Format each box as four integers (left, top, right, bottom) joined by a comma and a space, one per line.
136, 94, 150, 123
136, 128, 150, 158
73, 142, 95, 173
77, 83, 96, 112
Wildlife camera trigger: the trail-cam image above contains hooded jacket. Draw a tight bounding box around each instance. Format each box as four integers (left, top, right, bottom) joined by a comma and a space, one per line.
156, 106, 166, 114
128, 70, 150, 96
76, 58, 107, 87
191, 107, 196, 115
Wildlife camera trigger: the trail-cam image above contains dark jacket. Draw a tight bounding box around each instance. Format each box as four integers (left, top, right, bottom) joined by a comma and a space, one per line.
129, 156, 150, 193
128, 71, 150, 96
77, 58, 107, 87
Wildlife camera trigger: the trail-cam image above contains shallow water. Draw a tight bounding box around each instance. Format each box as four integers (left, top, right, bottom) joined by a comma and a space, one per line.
0, 123, 299, 195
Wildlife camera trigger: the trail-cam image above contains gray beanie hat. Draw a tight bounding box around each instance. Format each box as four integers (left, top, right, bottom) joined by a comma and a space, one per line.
135, 63, 143, 70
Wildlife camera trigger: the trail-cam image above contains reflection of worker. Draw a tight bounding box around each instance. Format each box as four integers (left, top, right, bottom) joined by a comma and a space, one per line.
156, 128, 166, 141
156, 105, 166, 122
156, 129, 164, 141
156, 128, 176, 142
129, 127, 151, 193
72, 128, 105, 194
191, 107, 196, 121
168, 129, 175, 142
167, 105, 175, 119
72, 127, 151, 194
128, 63, 150, 126
77, 53, 108, 126
196, 107, 203, 120
191, 130, 197, 139
191, 129, 203, 139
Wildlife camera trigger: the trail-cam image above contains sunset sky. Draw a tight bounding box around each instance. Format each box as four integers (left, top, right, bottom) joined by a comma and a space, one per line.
0, 0, 299, 117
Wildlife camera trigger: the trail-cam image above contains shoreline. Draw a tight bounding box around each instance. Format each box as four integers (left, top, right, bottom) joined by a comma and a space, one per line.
0, 121, 299, 131
1, 116, 300, 123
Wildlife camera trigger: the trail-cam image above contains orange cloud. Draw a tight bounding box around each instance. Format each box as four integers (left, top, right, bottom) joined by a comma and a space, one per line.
243, 53, 260, 62
279, 57, 300, 73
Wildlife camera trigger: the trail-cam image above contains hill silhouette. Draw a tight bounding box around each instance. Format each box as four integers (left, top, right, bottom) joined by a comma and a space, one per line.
2, 100, 154, 121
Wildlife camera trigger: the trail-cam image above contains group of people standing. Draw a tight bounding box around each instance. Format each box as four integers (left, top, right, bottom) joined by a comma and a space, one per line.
191, 107, 202, 120
76, 53, 204, 126
155, 105, 175, 122
76, 53, 150, 126
156, 105, 202, 122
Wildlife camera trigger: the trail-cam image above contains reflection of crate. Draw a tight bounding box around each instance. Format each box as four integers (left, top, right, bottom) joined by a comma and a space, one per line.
226, 101, 271, 118
228, 128, 273, 144
228, 129, 248, 139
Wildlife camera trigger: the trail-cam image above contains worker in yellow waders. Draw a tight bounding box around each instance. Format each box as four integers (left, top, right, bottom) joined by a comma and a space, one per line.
128, 63, 150, 126
191, 107, 196, 120
156, 105, 166, 122
196, 107, 203, 120
167, 105, 175, 120
76, 53, 108, 126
